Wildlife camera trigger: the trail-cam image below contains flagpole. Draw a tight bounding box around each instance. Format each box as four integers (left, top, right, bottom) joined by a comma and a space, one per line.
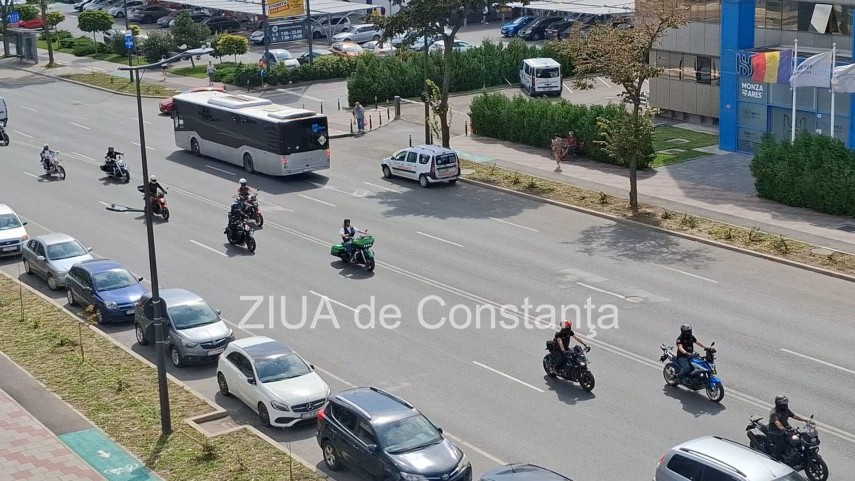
791, 39, 798, 143
830, 43, 836, 139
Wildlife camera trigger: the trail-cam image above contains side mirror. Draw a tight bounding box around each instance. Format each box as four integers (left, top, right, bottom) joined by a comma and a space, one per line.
710, 341, 715, 347
87, 247, 93, 252
36, 256, 45, 261
137, 276, 144, 282
247, 377, 256, 385
216, 309, 221, 315
22, 221, 28, 226
367, 444, 378, 453
435, 426, 443, 434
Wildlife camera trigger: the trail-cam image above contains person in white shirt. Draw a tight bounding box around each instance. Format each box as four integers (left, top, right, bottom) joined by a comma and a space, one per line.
339, 218, 365, 258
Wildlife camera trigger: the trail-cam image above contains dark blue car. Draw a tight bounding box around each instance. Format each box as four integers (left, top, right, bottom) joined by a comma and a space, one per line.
501, 16, 534, 37
65, 259, 146, 325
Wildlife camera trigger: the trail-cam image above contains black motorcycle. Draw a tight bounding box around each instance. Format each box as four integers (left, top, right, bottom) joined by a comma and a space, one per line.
236, 193, 263, 227
542, 341, 595, 392
746, 414, 828, 481
101, 155, 131, 183
0, 124, 8, 146
225, 218, 256, 253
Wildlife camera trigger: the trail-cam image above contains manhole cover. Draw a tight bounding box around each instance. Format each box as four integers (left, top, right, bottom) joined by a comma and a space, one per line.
624, 296, 644, 303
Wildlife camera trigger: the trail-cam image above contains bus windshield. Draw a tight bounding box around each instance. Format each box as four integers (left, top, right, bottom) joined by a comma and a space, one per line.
536, 68, 560, 78
278, 118, 329, 154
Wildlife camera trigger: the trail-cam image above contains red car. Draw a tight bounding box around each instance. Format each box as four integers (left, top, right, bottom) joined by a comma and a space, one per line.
159, 86, 225, 113
18, 18, 44, 29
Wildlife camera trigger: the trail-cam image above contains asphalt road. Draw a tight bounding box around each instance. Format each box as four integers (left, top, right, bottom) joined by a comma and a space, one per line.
1, 68, 855, 481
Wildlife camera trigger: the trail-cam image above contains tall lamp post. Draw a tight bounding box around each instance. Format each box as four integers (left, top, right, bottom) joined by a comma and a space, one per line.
113, 48, 210, 436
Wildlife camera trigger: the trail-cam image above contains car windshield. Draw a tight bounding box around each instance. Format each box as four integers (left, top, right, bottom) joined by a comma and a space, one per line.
536, 67, 560, 78
47, 240, 87, 260
92, 269, 138, 291
254, 352, 311, 383
273, 51, 293, 60
0, 214, 22, 231
378, 414, 443, 454
343, 44, 360, 53
167, 301, 219, 329
775, 473, 808, 481
512, 17, 527, 24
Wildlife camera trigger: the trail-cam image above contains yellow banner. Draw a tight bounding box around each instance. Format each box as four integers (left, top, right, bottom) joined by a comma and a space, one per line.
268, 0, 305, 19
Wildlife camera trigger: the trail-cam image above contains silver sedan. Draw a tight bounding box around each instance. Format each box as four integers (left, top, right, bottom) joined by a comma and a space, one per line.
22, 233, 93, 290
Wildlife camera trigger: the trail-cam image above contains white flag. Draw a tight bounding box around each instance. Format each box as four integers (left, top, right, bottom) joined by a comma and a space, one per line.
789, 51, 833, 88
832, 63, 855, 93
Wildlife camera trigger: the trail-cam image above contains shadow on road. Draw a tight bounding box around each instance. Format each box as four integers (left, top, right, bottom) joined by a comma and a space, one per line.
373, 182, 537, 220
660, 384, 727, 417
541, 375, 596, 405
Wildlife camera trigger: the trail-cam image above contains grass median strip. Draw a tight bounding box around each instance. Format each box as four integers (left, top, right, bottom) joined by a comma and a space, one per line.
461, 160, 855, 276
652, 125, 719, 168
0, 274, 325, 481
61, 72, 177, 97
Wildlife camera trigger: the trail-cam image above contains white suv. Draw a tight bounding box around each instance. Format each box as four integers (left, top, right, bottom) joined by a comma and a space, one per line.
332, 24, 382, 44
0, 204, 29, 257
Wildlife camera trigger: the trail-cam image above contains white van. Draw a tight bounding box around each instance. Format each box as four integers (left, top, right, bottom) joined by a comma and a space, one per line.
380, 145, 460, 188
520, 58, 562, 97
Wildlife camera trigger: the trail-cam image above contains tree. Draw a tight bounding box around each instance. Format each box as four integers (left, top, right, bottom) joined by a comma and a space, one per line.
556, 0, 688, 213
16, 3, 39, 21
78, 10, 113, 45
44, 10, 64, 30
141, 31, 173, 63
171, 11, 210, 67
213, 33, 247, 63
40, 3, 63, 65
375, 0, 517, 148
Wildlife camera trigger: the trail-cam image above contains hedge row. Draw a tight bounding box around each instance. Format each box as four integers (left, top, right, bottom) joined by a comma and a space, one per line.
41, 31, 111, 56
212, 55, 359, 87
751, 133, 855, 217
469, 93, 638, 166
347, 39, 572, 107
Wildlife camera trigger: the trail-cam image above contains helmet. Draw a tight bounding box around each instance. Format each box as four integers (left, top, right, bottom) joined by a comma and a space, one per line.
343, 218, 351, 226
680, 324, 692, 335
108, 146, 114, 152
775, 395, 789, 411
239, 178, 247, 186
149, 175, 157, 182
230, 201, 241, 212
563, 320, 572, 328
43, 144, 49, 150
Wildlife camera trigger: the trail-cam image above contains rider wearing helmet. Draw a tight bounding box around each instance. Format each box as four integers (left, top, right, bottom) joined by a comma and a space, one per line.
102, 146, 124, 173
768, 395, 809, 458
138, 175, 167, 201
552, 320, 589, 369
226, 200, 246, 237
40, 144, 55, 171
237, 178, 253, 215
675, 324, 708, 382
339, 218, 365, 258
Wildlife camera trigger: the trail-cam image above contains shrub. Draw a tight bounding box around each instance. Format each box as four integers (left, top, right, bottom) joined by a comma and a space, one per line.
16, 4, 39, 21
751, 133, 855, 217
347, 39, 572, 107
72, 43, 97, 56
41, 29, 73, 43
141, 31, 173, 63
469, 93, 637, 166
110, 34, 127, 56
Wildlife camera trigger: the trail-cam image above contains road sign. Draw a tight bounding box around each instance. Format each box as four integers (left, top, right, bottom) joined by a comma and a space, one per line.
6, 11, 20, 24
266, 22, 306, 44
124, 32, 134, 49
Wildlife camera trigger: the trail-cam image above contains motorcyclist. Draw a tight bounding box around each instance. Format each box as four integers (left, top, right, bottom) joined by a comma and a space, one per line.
339, 218, 365, 258
676, 324, 708, 382
552, 320, 589, 369
102, 146, 124, 174
226, 201, 246, 238
768, 395, 810, 458
237, 178, 254, 214
40, 144, 55, 171
137, 175, 167, 203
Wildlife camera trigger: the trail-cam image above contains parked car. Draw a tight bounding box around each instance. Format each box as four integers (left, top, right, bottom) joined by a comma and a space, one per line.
108, 0, 145, 17
544, 20, 572, 39
500, 15, 534, 37
159, 86, 225, 114
168, 11, 209, 27
65, 260, 146, 325
310, 16, 352, 39
362, 40, 394, 57
22, 233, 93, 290
249, 29, 265, 44
217, 336, 330, 427
73, 0, 95, 11
134, 288, 234, 368
297, 49, 333, 64
330, 41, 364, 58
428, 40, 474, 54
129, 5, 172, 23
518, 16, 563, 40
82, 0, 115, 11
317, 386, 472, 481
17, 18, 44, 29
481, 464, 576, 481
103, 28, 148, 43
263, 49, 299, 68
201, 15, 240, 33
0, 204, 28, 257
157, 9, 190, 27
655, 436, 808, 481
381, 145, 460, 188
332, 24, 381, 44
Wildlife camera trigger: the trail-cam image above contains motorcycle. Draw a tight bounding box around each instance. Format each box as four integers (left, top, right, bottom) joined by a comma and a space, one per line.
42, 152, 66, 180
331, 232, 375, 271
0, 124, 8, 146
137, 185, 169, 221
543, 341, 595, 391
102, 154, 131, 183
746, 414, 828, 481
235, 193, 263, 227
660, 342, 724, 402
224, 219, 256, 253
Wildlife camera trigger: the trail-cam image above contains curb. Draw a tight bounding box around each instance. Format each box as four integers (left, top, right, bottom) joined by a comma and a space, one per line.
459, 177, 855, 283
0, 269, 337, 481
7, 64, 173, 99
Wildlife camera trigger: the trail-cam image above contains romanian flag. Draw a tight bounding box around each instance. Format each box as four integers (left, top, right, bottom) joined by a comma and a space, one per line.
750, 50, 793, 84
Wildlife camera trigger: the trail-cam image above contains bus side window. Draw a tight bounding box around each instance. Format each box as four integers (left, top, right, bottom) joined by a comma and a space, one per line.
173, 109, 184, 129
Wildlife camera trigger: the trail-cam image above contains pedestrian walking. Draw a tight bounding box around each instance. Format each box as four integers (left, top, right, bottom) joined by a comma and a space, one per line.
353, 102, 366, 133
160, 57, 168, 81
206, 61, 215, 86
550, 134, 564, 171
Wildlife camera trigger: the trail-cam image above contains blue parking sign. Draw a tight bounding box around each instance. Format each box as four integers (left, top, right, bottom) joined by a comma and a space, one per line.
6, 11, 20, 24
124, 33, 134, 49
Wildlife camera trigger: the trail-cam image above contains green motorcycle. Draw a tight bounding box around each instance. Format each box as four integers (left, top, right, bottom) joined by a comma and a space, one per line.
331, 234, 375, 271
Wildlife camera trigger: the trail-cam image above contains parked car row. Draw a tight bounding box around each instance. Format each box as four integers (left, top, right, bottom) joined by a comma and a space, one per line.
500, 12, 633, 41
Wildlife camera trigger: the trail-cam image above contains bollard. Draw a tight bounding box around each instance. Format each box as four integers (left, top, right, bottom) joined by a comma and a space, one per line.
302, 103, 305, 110
379, 114, 383, 126
409, 134, 412, 147
465, 120, 468, 136
320, 102, 324, 114
386, 108, 390, 120
375, 96, 378, 110
337, 98, 341, 111
246, 79, 250, 92
394, 96, 402, 118
369, 115, 373, 130
350, 119, 354, 134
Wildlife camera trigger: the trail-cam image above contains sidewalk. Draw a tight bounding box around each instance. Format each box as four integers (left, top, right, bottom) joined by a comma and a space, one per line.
452, 134, 855, 254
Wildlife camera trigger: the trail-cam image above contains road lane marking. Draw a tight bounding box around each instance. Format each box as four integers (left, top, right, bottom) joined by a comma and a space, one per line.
190, 240, 227, 257
130, 142, 155, 151
298, 194, 335, 207
364, 182, 401, 193
70, 122, 90, 130
14, 130, 33, 138
275, 88, 324, 102
562, 82, 572, 93
71, 152, 95, 161
20, 106, 37, 113
131, 117, 152, 125
444, 433, 505, 465
20, 217, 52, 233
576, 282, 630, 301
596, 76, 612, 88
310, 182, 366, 198
205, 165, 236, 175
652, 264, 718, 283
489, 217, 539, 232
417, 231, 464, 248
314, 366, 355, 387
472, 361, 544, 393
782, 349, 855, 376
309, 290, 357, 312
23, 172, 41, 179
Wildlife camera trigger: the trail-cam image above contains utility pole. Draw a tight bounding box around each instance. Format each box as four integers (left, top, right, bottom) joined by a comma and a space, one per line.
306, 0, 313, 65
262, 0, 270, 74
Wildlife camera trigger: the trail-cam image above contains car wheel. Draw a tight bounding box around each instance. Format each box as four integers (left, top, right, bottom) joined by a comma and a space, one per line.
217, 372, 231, 396
170, 346, 184, 368
419, 174, 430, 188
116, 11, 123, 17
382, 165, 392, 178
47, 275, 59, 291
243, 153, 255, 173
322, 441, 342, 471
66, 288, 77, 306
22, 259, 32, 275
258, 402, 271, 427
372, 34, 380, 41
93, 307, 106, 325
135, 322, 150, 345
191, 138, 201, 156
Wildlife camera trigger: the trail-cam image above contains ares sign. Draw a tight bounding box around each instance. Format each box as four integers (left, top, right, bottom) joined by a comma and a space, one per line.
268, 0, 305, 19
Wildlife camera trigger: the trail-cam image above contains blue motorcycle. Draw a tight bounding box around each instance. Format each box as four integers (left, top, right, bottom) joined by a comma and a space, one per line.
659, 342, 724, 402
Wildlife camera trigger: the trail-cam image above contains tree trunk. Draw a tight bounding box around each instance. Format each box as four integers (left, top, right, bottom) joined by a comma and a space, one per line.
628, 101, 640, 214
438, 36, 455, 147
39, 0, 53, 65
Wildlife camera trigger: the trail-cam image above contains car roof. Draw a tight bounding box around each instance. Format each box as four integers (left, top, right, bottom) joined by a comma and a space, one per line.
0, 204, 16, 215
402, 144, 457, 155
673, 437, 795, 480
141, 288, 202, 305
335, 387, 418, 423
523, 57, 561, 67
481, 464, 574, 481
33, 233, 78, 245
351, 23, 376, 28
232, 336, 294, 361
76, 259, 126, 273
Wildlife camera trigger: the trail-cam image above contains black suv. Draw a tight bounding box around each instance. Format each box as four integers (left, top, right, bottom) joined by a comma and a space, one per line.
317, 387, 471, 481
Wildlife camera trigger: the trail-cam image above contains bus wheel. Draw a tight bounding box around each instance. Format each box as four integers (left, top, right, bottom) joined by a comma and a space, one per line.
191, 138, 201, 156
243, 154, 255, 174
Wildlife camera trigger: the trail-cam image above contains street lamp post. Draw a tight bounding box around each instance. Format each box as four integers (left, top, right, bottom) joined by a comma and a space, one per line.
115, 48, 210, 436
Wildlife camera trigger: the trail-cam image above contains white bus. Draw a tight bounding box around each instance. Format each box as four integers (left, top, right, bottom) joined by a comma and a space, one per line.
519, 58, 562, 97
171, 91, 331, 175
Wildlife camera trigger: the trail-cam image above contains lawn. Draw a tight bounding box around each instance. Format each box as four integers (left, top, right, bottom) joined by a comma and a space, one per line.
0, 273, 327, 481
172, 62, 239, 79
62, 72, 177, 97
651, 125, 719, 168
